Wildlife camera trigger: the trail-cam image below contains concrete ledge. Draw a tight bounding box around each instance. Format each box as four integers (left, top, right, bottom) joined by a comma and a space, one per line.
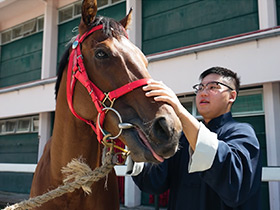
0, 77, 57, 94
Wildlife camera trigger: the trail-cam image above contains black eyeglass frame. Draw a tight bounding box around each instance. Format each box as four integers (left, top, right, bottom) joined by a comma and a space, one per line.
192, 81, 234, 94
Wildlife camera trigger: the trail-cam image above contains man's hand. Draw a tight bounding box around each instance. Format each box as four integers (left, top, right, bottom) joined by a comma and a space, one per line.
143, 80, 185, 119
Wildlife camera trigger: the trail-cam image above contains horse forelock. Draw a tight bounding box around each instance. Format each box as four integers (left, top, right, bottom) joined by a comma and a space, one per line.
55, 16, 126, 100
91, 16, 127, 38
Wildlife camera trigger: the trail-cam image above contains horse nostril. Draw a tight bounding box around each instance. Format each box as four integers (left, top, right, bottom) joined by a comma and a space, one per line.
152, 117, 171, 142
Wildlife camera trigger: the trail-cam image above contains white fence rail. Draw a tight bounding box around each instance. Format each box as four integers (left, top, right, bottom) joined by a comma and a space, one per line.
261, 167, 280, 182
0, 164, 127, 176
0, 164, 280, 181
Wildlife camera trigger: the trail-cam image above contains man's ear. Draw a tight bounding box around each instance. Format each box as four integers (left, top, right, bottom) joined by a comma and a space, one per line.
229, 90, 237, 104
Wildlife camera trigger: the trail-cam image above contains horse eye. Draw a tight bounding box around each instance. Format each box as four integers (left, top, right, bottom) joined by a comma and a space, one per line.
95, 49, 108, 59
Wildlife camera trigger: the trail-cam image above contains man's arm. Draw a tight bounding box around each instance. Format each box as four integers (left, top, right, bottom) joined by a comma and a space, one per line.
132, 159, 170, 195
200, 123, 262, 207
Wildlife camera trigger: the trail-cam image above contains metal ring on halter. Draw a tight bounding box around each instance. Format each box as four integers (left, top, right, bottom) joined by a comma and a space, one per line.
97, 107, 123, 140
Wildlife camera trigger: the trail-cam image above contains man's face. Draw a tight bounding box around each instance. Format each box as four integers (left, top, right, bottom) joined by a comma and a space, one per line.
195, 73, 236, 123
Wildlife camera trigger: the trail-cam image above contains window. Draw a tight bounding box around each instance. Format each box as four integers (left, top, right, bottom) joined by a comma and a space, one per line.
17, 119, 31, 133
12, 25, 23, 39
98, 0, 108, 7
32, 116, 39, 132
37, 17, 44, 31
0, 121, 5, 133
22, 19, 37, 36
59, 6, 73, 23
231, 89, 263, 116
179, 96, 194, 114
74, 2, 82, 16
178, 95, 201, 118
58, 0, 124, 24
5, 121, 16, 133
0, 115, 39, 135
1, 30, 12, 44
0, 16, 44, 45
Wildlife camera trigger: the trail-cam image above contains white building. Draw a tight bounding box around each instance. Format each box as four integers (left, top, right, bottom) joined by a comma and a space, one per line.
0, 0, 279, 209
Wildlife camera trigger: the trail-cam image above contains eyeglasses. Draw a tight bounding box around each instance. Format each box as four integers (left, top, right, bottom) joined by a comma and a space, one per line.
192, 81, 234, 94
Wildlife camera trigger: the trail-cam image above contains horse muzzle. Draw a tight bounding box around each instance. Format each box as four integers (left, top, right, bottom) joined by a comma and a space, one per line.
120, 115, 181, 163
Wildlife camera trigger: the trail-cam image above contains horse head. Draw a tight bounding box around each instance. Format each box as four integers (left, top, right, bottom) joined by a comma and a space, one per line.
66, 0, 182, 163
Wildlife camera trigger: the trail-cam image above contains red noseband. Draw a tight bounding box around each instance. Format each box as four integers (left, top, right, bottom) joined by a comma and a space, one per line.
66, 24, 149, 142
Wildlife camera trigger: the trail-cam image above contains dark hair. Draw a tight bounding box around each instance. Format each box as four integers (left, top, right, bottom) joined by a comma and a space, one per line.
199, 66, 240, 94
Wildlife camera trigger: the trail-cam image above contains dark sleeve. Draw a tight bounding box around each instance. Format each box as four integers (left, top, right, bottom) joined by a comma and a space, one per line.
132, 159, 170, 195
200, 123, 262, 207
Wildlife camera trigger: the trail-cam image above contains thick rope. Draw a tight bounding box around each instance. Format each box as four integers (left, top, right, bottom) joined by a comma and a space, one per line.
4, 153, 114, 210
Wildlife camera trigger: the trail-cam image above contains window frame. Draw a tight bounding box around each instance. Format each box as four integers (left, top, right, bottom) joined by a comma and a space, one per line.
0, 115, 39, 135
57, 0, 125, 25
232, 88, 264, 117
4, 120, 17, 134
0, 16, 44, 45
32, 116, 39, 133
16, 118, 31, 134
58, 4, 75, 23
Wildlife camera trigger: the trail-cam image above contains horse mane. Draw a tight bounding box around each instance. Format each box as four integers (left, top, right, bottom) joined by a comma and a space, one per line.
55, 16, 127, 99
55, 46, 70, 99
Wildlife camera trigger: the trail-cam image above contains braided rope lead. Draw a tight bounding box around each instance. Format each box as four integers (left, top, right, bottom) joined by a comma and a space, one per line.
4, 152, 114, 210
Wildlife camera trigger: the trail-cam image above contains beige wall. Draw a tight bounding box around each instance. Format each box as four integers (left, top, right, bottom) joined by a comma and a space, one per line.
0, 0, 77, 31
147, 32, 280, 95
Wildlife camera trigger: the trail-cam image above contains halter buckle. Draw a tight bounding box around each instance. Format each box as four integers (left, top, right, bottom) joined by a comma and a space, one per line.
89, 89, 94, 95
77, 54, 83, 60
101, 93, 116, 108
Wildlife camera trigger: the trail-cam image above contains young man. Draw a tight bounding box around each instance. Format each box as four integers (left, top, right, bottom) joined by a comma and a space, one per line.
131, 67, 262, 210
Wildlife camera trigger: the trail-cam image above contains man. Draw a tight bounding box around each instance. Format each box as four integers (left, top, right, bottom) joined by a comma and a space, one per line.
131, 66, 262, 210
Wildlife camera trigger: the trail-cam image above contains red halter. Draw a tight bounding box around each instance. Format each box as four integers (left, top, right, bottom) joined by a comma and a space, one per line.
66, 24, 149, 142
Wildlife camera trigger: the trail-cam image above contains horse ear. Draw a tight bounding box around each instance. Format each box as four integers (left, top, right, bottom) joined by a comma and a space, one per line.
81, 0, 97, 26
119, 8, 133, 30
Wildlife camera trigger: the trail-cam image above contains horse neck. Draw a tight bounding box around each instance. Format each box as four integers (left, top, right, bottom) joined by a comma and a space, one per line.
51, 70, 102, 177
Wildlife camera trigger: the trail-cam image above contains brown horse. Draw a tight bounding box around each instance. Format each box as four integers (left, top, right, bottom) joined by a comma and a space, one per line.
30, 0, 182, 209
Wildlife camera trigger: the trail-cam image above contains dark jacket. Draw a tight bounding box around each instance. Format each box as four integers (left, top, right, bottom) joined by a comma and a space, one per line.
133, 112, 262, 210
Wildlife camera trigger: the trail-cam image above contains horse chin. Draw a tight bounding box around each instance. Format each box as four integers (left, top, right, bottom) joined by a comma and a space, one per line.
121, 127, 179, 163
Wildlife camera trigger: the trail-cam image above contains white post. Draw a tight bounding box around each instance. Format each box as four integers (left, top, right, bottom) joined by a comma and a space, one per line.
37, 0, 57, 161
125, 176, 141, 207
263, 82, 280, 210
258, 0, 277, 29
38, 112, 52, 161
126, 0, 142, 49
41, 0, 58, 79
124, 0, 142, 207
